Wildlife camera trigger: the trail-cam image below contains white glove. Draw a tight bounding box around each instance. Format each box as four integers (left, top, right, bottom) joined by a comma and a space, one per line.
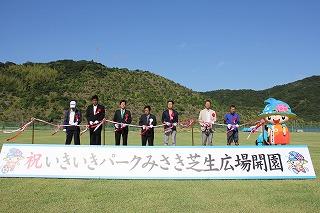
94, 120, 99, 124
149, 125, 154, 128
235, 124, 239, 128
63, 129, 66, 132
89, 121, 94, 125
227, 124, 232, 129
122, 124, 127, 128
74, 122, 78, 126
115, 124, 119, 128
165, 122, 171, 126
142, 125, 146, 130
173, 123, 178, 127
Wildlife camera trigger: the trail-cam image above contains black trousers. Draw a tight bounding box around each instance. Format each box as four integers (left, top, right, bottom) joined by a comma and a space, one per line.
90, 127, 102, 145
141, 132, 154, 146
227, 130, 239, 146
65, 128, 80, 145
115, 128, 128, 146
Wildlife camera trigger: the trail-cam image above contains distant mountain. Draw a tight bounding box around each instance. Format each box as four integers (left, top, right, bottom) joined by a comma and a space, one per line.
0, 60, 318, 124
0, 60, 208, 123
203, 75, 320, 123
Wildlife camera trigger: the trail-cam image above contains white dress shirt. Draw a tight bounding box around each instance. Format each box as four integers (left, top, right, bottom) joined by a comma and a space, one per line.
69, 110, 76, 125
93, 105, 97, 115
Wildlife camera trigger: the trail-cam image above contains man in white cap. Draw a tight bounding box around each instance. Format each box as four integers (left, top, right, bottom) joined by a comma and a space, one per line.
63, 100, 82, 145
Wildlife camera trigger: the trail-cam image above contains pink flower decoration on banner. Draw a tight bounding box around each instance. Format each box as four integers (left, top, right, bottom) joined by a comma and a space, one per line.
276, 104, 288, 112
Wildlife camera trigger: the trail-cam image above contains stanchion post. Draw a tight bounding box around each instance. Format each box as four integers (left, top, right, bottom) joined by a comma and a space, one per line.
103, 123, 106, 145
32, 122, 35, 144
191, 125, 194, 146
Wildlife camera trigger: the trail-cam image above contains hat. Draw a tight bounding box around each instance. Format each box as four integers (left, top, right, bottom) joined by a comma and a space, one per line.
258, 98, 297, 119
70, 101, 76, 108
7, 148, 23, 158
288, 151, 307, 163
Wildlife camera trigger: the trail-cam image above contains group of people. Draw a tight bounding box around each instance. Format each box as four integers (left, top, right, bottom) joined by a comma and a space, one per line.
198, 100, 240, 146
63, 95, 241, 146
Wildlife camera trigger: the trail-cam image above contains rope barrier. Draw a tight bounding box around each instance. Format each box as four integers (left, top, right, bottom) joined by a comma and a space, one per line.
1, 117, 256, 141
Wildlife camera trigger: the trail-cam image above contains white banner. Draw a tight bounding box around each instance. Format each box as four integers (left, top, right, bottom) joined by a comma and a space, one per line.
0, 144, 316, 179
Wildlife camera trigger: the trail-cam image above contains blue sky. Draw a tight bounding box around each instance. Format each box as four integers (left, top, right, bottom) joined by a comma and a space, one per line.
1, 0, 319, 91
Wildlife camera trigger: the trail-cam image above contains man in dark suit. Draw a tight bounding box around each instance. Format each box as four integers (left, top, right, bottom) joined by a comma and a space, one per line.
139, 106, 157, 146
113, 100, 132, 146
64, 101, 82, 145
162, 100, 179, 146
86, 95, 105, 145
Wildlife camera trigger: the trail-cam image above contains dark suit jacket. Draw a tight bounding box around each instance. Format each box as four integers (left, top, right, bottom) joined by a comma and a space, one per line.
113, 109, 132, 130
139, 114, 157, 134
86, 104, 105, 124
64, 109, 81, 131
162, 109, 179, 131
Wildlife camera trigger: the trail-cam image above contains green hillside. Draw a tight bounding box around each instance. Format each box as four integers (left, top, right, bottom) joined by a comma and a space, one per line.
203, 75, 320, 123
0, 60, 209, 124
0, 60, 318, 125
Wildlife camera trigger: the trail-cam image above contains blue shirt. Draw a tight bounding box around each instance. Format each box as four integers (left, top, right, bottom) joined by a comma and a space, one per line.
224, 113, 240, 125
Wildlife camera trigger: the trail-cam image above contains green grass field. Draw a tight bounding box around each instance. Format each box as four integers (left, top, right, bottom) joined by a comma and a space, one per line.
0, 129, 319, 212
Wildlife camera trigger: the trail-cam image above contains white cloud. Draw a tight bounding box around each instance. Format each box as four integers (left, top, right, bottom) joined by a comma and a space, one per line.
177, 42, 187, 49
215, 61, 225, 69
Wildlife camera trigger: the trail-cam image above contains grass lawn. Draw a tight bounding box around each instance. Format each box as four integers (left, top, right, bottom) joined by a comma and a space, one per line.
0, 128, 319, 212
